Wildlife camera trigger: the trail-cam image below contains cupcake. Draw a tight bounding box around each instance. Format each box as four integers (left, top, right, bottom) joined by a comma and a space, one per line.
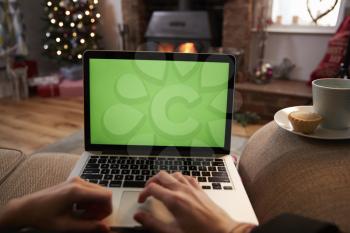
288, 111, 322, 134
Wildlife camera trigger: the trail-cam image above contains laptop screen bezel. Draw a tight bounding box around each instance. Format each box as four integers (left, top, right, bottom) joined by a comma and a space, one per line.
84, 51, 235, 156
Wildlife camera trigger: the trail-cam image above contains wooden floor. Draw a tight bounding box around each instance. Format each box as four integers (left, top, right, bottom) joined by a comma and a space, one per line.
0, 97, 83, 155
0, 96, 263, 155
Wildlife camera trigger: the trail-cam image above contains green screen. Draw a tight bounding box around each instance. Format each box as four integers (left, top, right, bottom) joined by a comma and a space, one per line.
89, 58, 229, 148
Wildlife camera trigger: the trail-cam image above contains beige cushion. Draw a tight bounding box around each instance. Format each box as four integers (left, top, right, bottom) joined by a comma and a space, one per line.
0, 153, 79, 206
238, 122, 350, 232
0, 148, 26, 186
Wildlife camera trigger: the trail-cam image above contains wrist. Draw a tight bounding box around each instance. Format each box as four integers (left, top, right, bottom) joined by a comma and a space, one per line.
0, 198, 28, 230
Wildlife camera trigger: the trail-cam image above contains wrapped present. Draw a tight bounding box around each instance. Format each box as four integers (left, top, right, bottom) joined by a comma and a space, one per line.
29, 75, 60, 97
59, 79, 83, 97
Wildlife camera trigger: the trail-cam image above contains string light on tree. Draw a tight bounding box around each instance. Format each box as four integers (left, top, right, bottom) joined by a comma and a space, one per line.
43, 0, 101, 63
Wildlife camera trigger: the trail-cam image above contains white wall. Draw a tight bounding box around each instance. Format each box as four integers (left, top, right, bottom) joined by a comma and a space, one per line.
264, 32, 330, 81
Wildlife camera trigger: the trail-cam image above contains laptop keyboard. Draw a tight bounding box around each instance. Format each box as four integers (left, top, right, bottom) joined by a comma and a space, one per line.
80, 156, 233, 190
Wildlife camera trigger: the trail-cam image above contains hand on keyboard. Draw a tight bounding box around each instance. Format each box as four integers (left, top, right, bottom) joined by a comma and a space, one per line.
135, 171, 251, 233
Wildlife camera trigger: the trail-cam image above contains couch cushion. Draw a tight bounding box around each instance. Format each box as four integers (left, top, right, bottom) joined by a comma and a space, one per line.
238, 121, 350, 232
0, 148, 26, 186
0, 153, 79, 206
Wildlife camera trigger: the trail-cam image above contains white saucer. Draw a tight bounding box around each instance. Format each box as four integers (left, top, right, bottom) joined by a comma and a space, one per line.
274, 106, 350, 140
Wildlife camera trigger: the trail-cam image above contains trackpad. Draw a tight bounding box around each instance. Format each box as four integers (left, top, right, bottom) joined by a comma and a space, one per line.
118, 191, 141, 227
117, 191, 175, 227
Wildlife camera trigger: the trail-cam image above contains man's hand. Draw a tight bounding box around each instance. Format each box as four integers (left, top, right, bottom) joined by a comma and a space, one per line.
134, 171, 240, 233
0, 177, 112, 233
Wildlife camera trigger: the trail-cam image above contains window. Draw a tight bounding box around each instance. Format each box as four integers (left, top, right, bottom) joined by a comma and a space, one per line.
267, 0, 346, 33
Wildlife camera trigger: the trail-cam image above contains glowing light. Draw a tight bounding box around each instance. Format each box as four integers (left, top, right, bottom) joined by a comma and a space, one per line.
65, 11, 70, 16
64, 44, 68, 49
47, 1, 52, 6
56, 37, 61, 42
90, 18, 95, 23
77, 54, 82, 59
80, 38, 85, 44
54, 7, 58, 11
48, 13, 53, 18
46, 32, 51, 37
85, 10, 90, 15
43, 44, 48, 50
93, 0, 98, 4
177, 42, 197, 53
59, 1, 65, 7
50, 19, 56, 24
73, 0, 78, 2
77, 14, 83, 19
77, 23, 83, 29
72, 32, 77, 37
58, 22, 64, 27
90, 32, 95, 37
89, 5, 94, 9
70, 22, 75, 27
96, 13, 101, 18
57, 50, 62, 55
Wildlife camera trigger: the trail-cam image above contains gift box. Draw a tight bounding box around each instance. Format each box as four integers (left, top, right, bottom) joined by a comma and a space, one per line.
37, 84, 59, 97
59, 79, 83, 97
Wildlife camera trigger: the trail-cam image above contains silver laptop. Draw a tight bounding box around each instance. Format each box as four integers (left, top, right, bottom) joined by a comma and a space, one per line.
69, 51, 258, 228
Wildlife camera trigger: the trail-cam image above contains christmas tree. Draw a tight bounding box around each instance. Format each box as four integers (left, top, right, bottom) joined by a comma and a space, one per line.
43, 0, 101, 63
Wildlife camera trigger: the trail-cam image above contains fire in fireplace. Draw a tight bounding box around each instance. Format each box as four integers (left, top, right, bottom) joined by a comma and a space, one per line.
144, 0, 212, 53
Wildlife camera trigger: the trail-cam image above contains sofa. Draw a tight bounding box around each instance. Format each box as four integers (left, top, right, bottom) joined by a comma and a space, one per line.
1, 122, 350, 232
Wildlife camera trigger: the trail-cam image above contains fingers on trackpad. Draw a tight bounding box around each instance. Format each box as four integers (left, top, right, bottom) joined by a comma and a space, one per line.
118, 191, 175, 227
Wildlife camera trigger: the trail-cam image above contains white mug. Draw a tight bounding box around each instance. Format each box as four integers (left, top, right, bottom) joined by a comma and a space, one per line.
312, 78, 350, 130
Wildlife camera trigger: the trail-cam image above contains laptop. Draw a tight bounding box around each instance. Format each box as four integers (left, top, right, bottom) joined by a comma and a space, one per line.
69, 51, 258, 227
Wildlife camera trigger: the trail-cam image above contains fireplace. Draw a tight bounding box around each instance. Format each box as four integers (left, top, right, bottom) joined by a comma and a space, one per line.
144, 0, 212, 53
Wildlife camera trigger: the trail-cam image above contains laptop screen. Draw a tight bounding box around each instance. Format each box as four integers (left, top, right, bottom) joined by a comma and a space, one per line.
89, 58, 230, 148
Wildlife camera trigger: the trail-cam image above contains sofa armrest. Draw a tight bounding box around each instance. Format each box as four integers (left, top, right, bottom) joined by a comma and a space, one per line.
0, 148, 26, 186
0, 152, 79, 206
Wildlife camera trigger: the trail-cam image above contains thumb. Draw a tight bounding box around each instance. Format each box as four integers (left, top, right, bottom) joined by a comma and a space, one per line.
134, 211, 179, 233
56, 218, 109, 233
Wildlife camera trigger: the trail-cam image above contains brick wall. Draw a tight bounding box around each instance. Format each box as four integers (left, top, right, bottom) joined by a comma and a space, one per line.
223, 0, 253, 72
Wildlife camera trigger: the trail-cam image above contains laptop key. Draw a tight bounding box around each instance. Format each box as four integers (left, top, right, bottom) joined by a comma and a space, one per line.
217, 166, 226, 171
109, 181, 122, 188
198, 177, 207, 182
81, 174, 103, 180
191, 171, 200, 177
101, 169, 110, 174
140, 165, 148, 169
135, 175, 145, 181
104, 175, 113, 180
83, 169, 100, 174
212, 161, 224, 166
88, 158, 97, 164
98, 159, 107, 164
142, 170, 150, 175
99, 180, 109, 186
85, 164, 99, 169
212, 183, 222, 190
198, 166, 207, 171
212, 172, 228, 177
89, 179, 99, 184
208, 177, 230, 183
223, 186, 233, 190
121, 170, 130, 175
182, 171, 190, 176
111, 169, 120, 174
179, 165, 188, 171
125, 175, 134, 181
100, 164, 109, 169
202, 186, 211, 189
114, 175, 124, 180
202, 171, 211, 176
189, 166, 197, 171
130, 165, 138, 169
208, 167, 217, 171
120, 165, 129, 169
132, 170, 140, 175
123, 181, 146, 188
